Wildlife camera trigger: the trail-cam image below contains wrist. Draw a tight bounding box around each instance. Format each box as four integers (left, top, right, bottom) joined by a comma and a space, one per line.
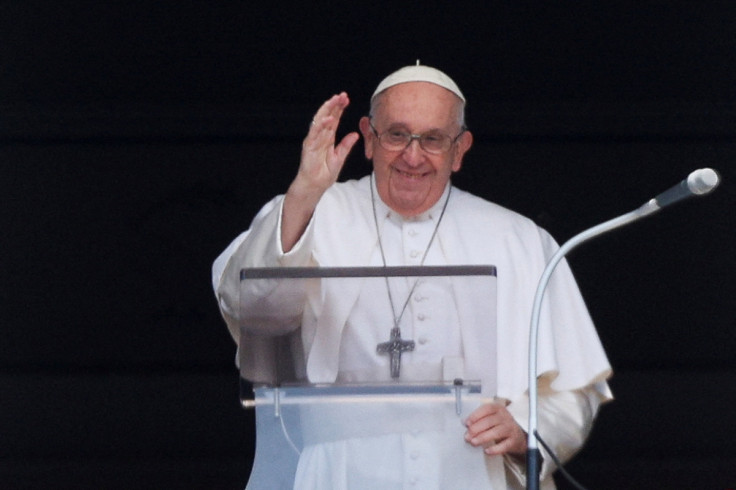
287, 176, 327, 206
281, 179, 324, 254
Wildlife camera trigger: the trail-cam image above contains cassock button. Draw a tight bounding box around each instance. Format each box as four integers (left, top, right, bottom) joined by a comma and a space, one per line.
418, 337, 428, 345
417, 313, 426, 321
409, 250, 420, 258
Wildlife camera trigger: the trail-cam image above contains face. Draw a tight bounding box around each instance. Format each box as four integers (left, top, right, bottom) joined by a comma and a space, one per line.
359, 82, 473, 217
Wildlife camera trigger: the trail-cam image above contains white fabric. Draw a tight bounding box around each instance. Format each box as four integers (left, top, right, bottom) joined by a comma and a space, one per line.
295, 424, 507, 490
372, 64, 466, 103
337, 184, 465, 382
212, 174, 613, 488
214, 175, 611, 399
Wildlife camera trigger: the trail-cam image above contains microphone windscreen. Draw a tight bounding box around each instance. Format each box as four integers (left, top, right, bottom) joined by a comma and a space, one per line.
687, 168, 720, 195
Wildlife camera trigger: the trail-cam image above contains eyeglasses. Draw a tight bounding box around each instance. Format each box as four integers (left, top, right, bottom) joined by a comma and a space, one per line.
369, 120, 466, 155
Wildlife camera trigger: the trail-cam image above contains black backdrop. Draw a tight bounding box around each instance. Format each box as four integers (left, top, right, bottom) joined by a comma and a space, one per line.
1, 2, 735, 489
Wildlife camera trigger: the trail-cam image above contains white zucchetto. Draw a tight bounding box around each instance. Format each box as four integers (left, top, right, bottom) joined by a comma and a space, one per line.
372, 63, 465, 103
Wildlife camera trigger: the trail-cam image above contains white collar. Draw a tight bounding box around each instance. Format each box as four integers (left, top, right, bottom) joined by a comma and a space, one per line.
371, 174, 452, 227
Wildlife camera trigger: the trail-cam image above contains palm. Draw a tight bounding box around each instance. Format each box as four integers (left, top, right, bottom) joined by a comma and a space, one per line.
298, 92, 359, 193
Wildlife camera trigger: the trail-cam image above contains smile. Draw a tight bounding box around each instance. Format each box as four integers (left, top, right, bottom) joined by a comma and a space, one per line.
394, 168, 430, 180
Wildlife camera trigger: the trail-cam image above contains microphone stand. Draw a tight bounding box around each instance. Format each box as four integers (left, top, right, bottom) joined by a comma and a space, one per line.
526, 168, 720, 488
525, 199, 660, 489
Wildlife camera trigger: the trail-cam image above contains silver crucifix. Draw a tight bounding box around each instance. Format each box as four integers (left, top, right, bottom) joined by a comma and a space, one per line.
376, 327, 415, 379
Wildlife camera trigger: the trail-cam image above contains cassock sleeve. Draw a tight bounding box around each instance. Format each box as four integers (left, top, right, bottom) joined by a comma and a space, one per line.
213, 195, 318, 339
212, 195, 318, 382
503, 378, 610, 488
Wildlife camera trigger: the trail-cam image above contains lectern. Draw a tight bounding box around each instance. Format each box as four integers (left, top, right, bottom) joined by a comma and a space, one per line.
238, 266, 500, 489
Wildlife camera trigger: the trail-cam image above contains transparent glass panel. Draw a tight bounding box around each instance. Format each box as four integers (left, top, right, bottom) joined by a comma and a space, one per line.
246, 383, 493, 490
237, 266, 498, 489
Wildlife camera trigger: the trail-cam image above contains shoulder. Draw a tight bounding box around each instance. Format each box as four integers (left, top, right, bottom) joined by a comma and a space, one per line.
449, 185, 547, 238
446, 185, 562, 270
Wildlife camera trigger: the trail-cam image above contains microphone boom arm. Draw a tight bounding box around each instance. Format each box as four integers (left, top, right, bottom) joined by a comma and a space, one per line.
526, 200, 660, 489
525, 167, 719, 489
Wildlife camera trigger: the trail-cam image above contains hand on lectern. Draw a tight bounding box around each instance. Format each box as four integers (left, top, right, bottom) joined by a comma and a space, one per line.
464, 403, 527, 458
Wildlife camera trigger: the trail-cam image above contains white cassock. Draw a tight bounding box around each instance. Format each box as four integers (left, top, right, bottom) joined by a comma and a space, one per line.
213, 174, 613, 489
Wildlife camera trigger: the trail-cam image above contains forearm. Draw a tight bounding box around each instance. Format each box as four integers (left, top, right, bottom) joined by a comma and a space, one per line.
281, 176, 327, 253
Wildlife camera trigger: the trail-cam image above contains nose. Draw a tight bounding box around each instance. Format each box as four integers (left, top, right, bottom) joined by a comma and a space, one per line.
401, 138, 424, 166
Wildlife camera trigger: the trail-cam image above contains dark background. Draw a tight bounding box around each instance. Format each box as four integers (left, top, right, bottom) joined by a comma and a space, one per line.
1, 2, 734, 489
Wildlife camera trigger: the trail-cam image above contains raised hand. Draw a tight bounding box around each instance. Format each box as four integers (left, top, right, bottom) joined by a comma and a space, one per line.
281, 93, 360, 252
296, 92, 360, 195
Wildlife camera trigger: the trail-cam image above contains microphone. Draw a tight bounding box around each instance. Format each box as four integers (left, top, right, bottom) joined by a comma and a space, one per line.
651, 168, 721, 209
526, 167, 721, 490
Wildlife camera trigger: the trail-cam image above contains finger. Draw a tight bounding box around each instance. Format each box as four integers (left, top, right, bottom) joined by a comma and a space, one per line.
465, 428, 496, 447
333, 132, 360, 165
465, 403, 503, 426
311, 93, 350, 131
304, 94, 352, 154
484, 421, 527, 456
484, 428, 527, 457
483, 437, 514, 456
468, 422, 517, 450
465, 417, 494, 440
305, 97, 350, 151
465, 418, 503, 446
325, 92, 350, 119
304, 115, 339, 149
465, 412, 517, 445
465, 406, 505, 437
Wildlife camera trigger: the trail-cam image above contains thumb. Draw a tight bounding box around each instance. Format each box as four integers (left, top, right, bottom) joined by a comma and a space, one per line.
333, 131, 360, 166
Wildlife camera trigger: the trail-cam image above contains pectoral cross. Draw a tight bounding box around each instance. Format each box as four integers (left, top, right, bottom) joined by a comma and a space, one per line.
376, 327, 415, 379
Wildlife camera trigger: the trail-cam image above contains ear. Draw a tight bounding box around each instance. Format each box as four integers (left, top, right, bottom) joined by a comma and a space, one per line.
451, 130, 473, 172
359, 116, 374, 160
